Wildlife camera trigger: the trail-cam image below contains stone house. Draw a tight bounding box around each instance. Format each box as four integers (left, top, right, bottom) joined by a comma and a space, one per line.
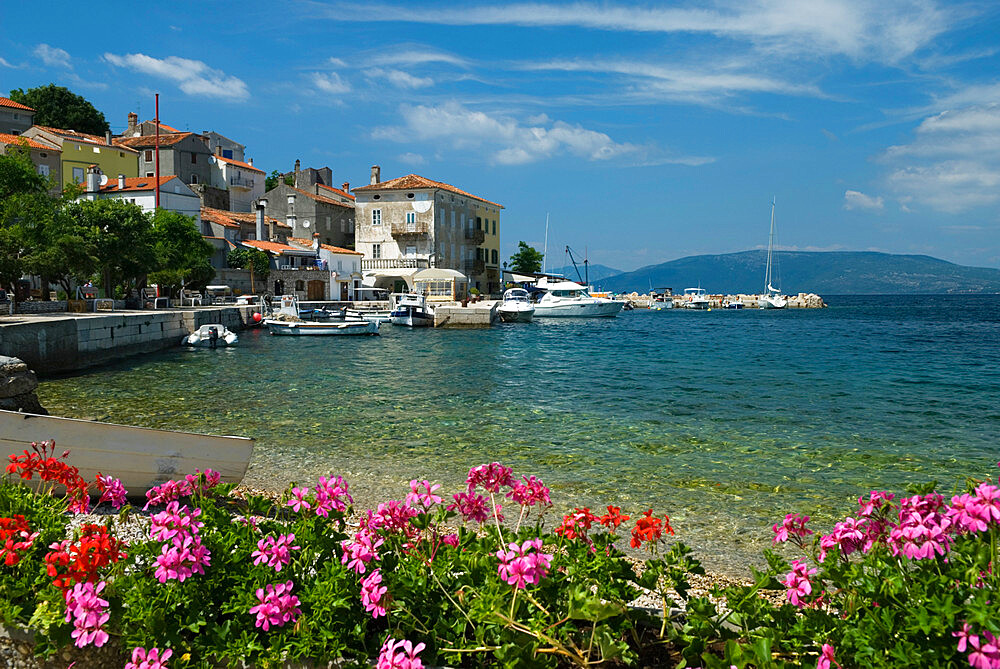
0, 132, 61, 192
209, 154, 264, 213
261, 162, 356, 249
199, 207, 289, 269
79, 166, 201, 223
114, 132, 214, 186
353, 166, 503, 293
0, 97, 34, 135
288, 237, 363, 300
22, 125, 139, 188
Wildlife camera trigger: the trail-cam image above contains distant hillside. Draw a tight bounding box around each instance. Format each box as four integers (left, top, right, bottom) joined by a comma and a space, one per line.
600, 251, 1000, 294
546, 263, 623, 283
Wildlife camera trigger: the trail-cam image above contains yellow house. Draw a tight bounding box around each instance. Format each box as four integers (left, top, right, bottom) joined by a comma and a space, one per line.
475, 203, 502, 295
21, 125, 139, 188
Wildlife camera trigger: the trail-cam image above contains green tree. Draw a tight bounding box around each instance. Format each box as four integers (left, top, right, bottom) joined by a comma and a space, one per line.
227, 247, 271, 293
509, 241, 544, 274
0, 143, 54, 291
64, 199, 154, 298
9, 84, 110, 135
264, 170, 295, 191
148, 209, 215, 297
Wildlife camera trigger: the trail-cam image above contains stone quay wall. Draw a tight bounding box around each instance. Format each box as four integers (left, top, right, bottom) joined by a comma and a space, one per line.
0, 306, 256, 376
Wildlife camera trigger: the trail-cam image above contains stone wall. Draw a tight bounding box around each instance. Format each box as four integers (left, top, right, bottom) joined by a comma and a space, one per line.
13, 301, 68, 314
0, 306, 255, 375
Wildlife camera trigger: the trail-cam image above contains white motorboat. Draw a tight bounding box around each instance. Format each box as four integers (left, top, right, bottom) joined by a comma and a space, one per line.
497, 288, 535, 323
266, 319, 379, 336
724, 300, 745, 309
649, 290, 674, 310
759, 198, 788, 310
390, 293, 435, 327
265, 295, 380, 335
181, 324, 238, 347
530, 278, 624, 318
682, 288, 711, 310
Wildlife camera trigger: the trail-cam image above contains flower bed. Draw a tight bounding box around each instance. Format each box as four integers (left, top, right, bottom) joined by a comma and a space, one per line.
2, 440, 999, 668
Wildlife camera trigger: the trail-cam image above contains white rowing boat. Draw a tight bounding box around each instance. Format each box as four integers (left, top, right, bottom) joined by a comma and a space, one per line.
0, 409, 254, 493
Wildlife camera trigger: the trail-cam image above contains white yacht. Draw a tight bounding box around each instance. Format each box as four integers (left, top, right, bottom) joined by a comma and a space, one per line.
497, 288, 535, 323
759, 198, 788, 310
531, 278, 624, 318
682, 288, 711, 310
390, 293, 435, 327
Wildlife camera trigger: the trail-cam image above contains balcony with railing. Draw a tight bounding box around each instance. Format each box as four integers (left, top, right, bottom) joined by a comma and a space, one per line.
463, 259, 486, 275
362, 256, 432, 270
464, 227, 485, 245
229, 175, 255, 189
390, 221, 431, 237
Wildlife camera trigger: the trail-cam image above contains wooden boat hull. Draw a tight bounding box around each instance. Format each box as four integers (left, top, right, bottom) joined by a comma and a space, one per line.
266, 319, 380, 335
0, 409, 254, 493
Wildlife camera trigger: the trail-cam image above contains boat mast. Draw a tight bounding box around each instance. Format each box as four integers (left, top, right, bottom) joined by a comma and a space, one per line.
542, 212, 549, 274
765, 197, 775, 293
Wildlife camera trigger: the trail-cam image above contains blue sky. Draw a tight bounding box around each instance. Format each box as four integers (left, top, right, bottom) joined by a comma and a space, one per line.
2, 0, 999, 271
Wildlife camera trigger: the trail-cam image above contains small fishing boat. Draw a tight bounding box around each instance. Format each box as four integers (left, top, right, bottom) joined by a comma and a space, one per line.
724, 300, 745, 310
0, 409, 254, 493
181, 324, 238, 347
266, 319, 379, 336
682, 288, 710, 310
497, 288, 535, 323
390, 293, 435, 327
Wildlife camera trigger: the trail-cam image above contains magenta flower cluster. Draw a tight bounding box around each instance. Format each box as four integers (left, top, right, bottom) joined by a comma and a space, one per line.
249, 581, 301, 631
314, 475, 353, 516
251, 533, 300, 572
378, 637, 426, 669
341, 529, 383, 575
447, 491, 494, 523
496, 538, 553, 589
782, 559, 819, 608
887, 493, 953, 560
149, 502, 211, 583
143, 469, 221, 508
125, 646, 173, 669
360, 569, 389, 618
96, 474, 128, 509
405, 479, 443, 509
64, 580, 110, 648
507, 475, 552, 508
466, 462, 514, 494
772, 513, 813, 545
955, 622, 1000, 669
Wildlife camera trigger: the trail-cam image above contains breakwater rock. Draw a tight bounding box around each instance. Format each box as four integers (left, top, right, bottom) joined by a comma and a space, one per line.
0, 356, 46, 415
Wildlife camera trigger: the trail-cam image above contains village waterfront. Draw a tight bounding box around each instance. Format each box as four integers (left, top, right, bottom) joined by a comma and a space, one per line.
36, 293, 1000, 575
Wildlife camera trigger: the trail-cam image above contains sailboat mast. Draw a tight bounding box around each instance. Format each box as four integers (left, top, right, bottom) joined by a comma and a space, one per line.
542, 212, 549, 274
765, 197, 775, 292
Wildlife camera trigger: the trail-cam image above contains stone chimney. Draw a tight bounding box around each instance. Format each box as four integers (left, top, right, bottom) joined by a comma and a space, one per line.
248, 158, 254, 166
215, 146, 222, 156
342, 181, 350, 193
85, 165, 103, 195
294, 159, 301, 173
255, 199, 267, 242
127, 112, 138, 134
370, 165, 380, 185
105, 131, 112, 146
312, 232, 320, 252
318, 167, 332, 186
118, 174, 125, 190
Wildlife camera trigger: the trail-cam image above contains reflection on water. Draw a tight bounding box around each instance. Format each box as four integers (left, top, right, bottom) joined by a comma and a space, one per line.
38, 295, 1000, 573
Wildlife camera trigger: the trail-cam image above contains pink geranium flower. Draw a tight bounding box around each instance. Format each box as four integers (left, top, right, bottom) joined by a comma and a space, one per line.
772, 513, 813, 545
378, 637, 426, 669
782, 559, 818, 608
816, 643, 839, 669
64, 581, 110, 648
405, 479, 443, 509
466, 462, 514, 494
286, 487, 312, 513
360, 569, 389, 618
249, 581, 301, 631
496, 538, 553, 589
125, 646, 173, 669
252, 533, 301, 572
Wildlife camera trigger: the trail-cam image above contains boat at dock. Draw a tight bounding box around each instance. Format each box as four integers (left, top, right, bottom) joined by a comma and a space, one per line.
390, 293, 435, 327
724, 299, 745, 309
181, 324, 238, 347
530, 277, 624, 318
265, 295, 380, 335
0, 409, 253, 493
497, 288, 535, 323
682, 288, 711, 310
759, 198, 788, 310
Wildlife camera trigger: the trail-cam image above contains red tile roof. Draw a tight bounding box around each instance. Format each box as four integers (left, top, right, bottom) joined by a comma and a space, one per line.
290, 186, 353, 209
0, 97, 34, 112
114, 133, 194, 149
318, 183, 355, 201
214, 154, 264, 174
241, 239, 312, 255
149, 122, 181, 133
32, 125, 140, 153
288, 238, 363, 255
201, 206, 281, 230
0, 132, 60, 152
353, 173, 503, 208
98, 176, 179, 193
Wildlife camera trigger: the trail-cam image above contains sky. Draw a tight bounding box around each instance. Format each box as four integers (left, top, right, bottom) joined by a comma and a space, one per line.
2, 0, 1000, 271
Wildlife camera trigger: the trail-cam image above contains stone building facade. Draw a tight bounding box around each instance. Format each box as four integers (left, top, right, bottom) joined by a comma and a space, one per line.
0, 96, 35, 135
261, 162, 355, 249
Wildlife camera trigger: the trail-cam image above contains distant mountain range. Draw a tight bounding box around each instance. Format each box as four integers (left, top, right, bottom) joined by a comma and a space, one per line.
545, 263, 623, 282
593, 251, 1000, 294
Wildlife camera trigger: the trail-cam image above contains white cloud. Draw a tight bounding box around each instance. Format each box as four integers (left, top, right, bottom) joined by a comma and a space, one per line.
325, 0, 955, 64
843, 190, 884, 211
34, 44, 71, 69
0, 57, 18, 68
311, 72, 352, 94
365, 68, 433, 89
326, 57, 348, 68
398, 152, 426, 165
372, 101, 711, 166
104, 52, 249, 101
880, 104, 1000, 213
366, 48, 468, 68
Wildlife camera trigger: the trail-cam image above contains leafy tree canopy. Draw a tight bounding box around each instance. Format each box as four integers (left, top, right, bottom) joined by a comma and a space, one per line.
64, 199, 153, 298
509, 241, 544, 274
264, 170, 295, 191
0, 145, 55, 289
0, 141, 50, 200
9, 84, 110, 136
149, 209, 215, 296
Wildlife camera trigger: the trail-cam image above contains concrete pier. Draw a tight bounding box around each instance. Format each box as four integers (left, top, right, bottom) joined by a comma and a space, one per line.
0, 306, 256, 375
433, 301, 498, 328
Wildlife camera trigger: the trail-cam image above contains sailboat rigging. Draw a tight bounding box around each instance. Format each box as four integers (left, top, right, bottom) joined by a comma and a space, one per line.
759, 197, 787, 309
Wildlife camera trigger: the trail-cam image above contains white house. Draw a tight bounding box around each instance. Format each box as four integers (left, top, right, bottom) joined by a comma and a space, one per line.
288, 237, 363, 301
209, 154, 265, 213
80, 165, 201, 224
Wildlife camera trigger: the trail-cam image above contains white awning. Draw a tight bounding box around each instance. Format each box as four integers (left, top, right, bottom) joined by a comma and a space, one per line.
413, 268, 467, 281
361, 267, 420, 287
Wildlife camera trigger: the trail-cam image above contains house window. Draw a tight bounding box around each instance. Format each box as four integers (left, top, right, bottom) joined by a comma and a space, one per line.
119, 152, 125, 158
145, 150, 153, 161
492, 249, 498, 264
405, 245, 416, 257
477, 216, 482, 229
93, 146, 100, 153
492, 221, 496, 235
326, 216, 331, 230
405, 212, 416, 231
191, 152, 197, 164
372, 209, 382, 225
372, 243, 381, 259
295, 280, 305, 291
191, 174, 199, 184
146, 172, 154, 177
337, 260, 343, 272
222, 149, 233, 159
37, 164, 50, 177
72, 167, 84, 183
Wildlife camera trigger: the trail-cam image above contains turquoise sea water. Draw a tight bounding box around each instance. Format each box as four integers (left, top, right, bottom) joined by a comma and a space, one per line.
37, 295, 1000, 573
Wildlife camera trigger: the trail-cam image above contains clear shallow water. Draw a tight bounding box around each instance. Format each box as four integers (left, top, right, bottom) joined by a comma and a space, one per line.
38, 295, 1000, 573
